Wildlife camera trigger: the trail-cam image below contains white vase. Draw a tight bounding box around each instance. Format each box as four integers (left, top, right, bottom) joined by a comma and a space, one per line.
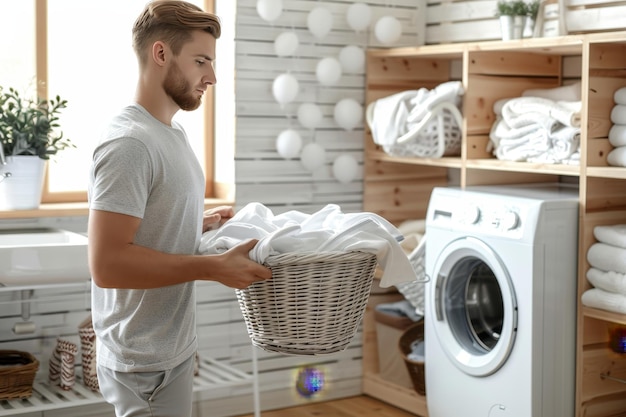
0, 155, 46, 210
512, 15, 527, 39
499, 16, 514, 41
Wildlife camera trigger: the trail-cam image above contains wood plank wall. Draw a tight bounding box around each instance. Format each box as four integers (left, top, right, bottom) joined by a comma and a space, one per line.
233, 0, 425, 215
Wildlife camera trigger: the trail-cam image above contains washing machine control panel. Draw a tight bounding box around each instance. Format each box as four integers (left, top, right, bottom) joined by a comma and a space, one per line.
445, 199, 524, 236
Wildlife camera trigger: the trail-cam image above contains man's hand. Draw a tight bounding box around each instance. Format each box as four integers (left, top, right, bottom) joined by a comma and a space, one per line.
202, 205, 234, 232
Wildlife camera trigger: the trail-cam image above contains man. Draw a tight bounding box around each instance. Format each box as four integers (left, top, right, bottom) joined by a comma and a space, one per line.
87, 2, 272, 416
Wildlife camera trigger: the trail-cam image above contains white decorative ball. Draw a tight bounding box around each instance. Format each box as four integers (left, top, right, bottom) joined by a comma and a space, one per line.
334, 98, 363, 131
374, 16, 402, 45
274, 32, 299, 57
256, 0, 283, 22
276, 129, 303, 159
297, 103, 323, 130
300, 143, 326, 171
332, 154, 358, 184
346, 3, 372, 32
316, 57, 342, 86
339, 45, 365, 74
272, 73, 299, 105
307, 7, 333, 39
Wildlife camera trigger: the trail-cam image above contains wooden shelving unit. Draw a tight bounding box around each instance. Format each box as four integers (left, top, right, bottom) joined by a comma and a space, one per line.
363, 31, 626, 417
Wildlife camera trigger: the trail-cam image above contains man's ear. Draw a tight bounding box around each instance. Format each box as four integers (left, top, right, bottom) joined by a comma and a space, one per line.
151, 41, 168, 67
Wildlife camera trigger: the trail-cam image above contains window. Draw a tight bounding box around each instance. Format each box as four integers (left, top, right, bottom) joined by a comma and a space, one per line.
0, 0, 224, 205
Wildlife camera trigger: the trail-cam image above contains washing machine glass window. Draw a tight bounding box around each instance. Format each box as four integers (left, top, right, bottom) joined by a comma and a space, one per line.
433, 236, 518, 377
446, 257, 504, 352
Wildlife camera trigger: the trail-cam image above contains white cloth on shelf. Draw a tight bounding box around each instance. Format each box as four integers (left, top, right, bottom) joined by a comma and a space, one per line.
594, 224, 626, 249
502, 97, 581, 128
587, 267, 626, 296
614, 86, 626, 105
581, 288, 626, 315
587, 242, 626, 274
607, 146, 626, 167
199, 202, 417, 288
610, 104, 626, 125
609, 124, 626, 147
522, 81, 581, 102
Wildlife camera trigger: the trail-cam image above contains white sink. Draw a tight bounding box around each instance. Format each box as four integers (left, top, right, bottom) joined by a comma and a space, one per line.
0, 228, 90, 286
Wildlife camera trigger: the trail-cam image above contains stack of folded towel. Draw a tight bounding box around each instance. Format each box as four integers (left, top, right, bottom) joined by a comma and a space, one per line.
582, 224, 626, 314
488, 82, 581, 164
608, 87, 626, 167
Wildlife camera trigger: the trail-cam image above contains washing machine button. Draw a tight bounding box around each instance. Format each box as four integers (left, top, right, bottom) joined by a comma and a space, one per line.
455, 204, 481, 224
502, 211, 520, 230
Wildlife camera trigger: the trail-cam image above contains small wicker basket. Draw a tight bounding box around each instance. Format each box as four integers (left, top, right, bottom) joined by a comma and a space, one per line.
0, 350, 39, 400
236, 251, 377, 355
398, 321, 426, 396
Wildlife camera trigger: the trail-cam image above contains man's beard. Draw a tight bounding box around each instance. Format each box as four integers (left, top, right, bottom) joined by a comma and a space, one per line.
163, 61, 201, 111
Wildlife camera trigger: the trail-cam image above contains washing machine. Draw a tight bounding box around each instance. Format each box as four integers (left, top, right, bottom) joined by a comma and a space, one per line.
424, 184, 579, 417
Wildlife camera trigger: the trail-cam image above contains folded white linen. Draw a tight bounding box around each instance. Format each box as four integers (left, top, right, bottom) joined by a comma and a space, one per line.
614, 86, 626, 105
199, 203, 418, 287
607, 146, 626, 167
503, 97, 581, 128
587, 242, 626, 274
611, 105, 626, 125
587, 267, 626, 296
594, 224, 626, 248
581, 288, 626, 315
522, 81, 581, 102
609, 124, 626, 147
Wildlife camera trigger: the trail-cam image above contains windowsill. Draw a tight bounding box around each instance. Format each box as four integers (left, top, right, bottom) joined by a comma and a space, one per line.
0, 198, 235, 220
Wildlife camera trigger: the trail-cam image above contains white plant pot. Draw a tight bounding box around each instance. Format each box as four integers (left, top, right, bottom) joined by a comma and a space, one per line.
0, 156, 46, 210
512, 15, 527, 39
499, 16, 514, 41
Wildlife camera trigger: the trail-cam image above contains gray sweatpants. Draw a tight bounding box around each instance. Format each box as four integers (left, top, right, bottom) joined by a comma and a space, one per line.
97, 355, 195, 417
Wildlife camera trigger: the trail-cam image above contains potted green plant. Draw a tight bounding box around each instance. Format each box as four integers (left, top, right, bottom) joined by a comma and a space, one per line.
496, 0, 529, 40
0, 85, 73, 210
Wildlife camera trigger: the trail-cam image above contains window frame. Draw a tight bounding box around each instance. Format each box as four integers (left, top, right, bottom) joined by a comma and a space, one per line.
36, 0, 218, 204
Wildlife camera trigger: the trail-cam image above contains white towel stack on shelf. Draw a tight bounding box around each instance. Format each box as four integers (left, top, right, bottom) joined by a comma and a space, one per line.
607, 87, 626, 167
583, 224, 626, 314
488, 82, 582, 164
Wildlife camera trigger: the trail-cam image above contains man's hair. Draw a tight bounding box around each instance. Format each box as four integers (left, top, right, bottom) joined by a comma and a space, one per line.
132, 0, 221, 65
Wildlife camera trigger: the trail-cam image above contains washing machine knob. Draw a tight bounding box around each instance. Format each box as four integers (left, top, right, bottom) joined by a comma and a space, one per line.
459, 204, 481, 224
502, 211, 519, 230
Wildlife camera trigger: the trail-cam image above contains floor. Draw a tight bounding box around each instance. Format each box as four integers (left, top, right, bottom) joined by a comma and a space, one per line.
233, 395, 417, 417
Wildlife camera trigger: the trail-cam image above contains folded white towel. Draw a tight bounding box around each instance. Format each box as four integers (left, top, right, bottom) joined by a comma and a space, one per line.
587, 242, 626, 274
503, 97, 581, 128
607, 146, 626, 167
614, 86, 626, 105
609, 124, 626, 147
587, 267, 626, 296
199, 203, 417, 288
610, 104, 626, 125
594, 224, 626, 248
581, 288, 626, 315
522, 81, 581, 102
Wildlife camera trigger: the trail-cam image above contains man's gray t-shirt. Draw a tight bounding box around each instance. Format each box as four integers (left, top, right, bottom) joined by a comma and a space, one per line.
88, 104, 205, 372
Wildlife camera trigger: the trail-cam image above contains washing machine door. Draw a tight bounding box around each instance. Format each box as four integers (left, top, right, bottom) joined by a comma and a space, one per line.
431, 236, 518, 377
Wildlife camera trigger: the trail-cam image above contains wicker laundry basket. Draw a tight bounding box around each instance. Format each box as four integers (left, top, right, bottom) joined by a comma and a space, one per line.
0, 350, 39, 400
398, 321, 426, 395
236, 251, 377, 355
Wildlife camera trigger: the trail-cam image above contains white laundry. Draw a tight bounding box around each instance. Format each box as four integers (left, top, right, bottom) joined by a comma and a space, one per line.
581, 288, 626, 315
594, 224, 626, 248
609, 124, 626, 147
522, 81, 581, 102
614, 86, 626, 105
587, 267, 626, 296
611, 104, 626, 125
607, 146, 626, 167
199, 203, 418, 288
587, 242, 626, 275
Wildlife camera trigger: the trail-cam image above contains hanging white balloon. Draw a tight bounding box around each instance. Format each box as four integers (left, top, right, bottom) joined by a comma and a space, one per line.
339, 45, 365, 74
297, 103, 323, 130
346, 3, 372, 32
307, 7, 333, 39
256, 0, 283, 22
334, 98, 363, 131
274, 32, 299, 57
272, 73, 299, 105
375, 16, 402, 45
276, 129, 303, 159
300, 143, 326, 172
332, 154, 358, 184
316, 57, 342, 86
